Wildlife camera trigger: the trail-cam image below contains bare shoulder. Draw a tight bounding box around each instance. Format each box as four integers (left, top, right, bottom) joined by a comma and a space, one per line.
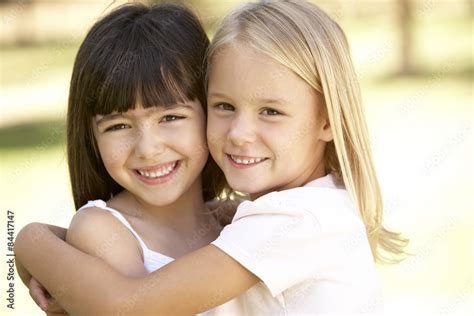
67, 207, 148, 277
68, 206, 128, 239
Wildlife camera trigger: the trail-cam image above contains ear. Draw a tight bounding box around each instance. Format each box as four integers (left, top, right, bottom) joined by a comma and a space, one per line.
319, 118, 333, 142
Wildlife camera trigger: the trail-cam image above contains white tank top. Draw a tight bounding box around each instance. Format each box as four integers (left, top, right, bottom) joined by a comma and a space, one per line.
77, 200, 174, 272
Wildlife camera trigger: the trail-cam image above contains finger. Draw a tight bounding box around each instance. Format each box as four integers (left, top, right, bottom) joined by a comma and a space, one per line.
45, 300, 67, 314
29, 279, 48, 310
46, 297, 58, 305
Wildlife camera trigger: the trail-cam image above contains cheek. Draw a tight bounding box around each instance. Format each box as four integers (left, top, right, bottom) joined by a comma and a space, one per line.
264, 124, 297, 158
193, 131, 209, 162
288, 119, 323, 165
175, 122, 209, 160
270, 120, 317, 160
206, 129, 219, 153
207, 116, 227, 146
97, 137, 134, 168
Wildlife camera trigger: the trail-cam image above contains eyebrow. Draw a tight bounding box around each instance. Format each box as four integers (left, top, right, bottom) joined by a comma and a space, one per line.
208, 92, 289, 106
95, 104, 194, 125
256, 98, 288, 106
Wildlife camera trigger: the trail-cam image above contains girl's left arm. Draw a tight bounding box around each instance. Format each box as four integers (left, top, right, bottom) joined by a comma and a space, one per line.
15, 222, 259, 315
15, 224, 67, 287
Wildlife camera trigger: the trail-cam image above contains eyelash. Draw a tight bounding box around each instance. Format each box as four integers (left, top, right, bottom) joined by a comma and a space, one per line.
215, 103, 235, 111
105, 124, 129, 132
261, 108, 281, 116
160, 115, 185, 123
214, 103, 282, 116
104, 115, 184, 132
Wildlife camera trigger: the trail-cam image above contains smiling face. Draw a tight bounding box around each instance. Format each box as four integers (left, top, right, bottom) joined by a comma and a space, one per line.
207, 44, 333, 198
93, 100, 208, 207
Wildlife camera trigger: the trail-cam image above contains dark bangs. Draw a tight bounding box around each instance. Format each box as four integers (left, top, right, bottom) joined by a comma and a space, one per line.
75, 3, 209, 116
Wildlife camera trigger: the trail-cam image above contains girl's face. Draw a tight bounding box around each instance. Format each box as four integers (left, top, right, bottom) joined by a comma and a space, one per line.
207, 44, 332, 198
93, 100, 208, 207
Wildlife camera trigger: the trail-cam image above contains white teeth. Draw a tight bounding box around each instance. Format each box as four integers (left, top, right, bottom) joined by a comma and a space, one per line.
138, 162, 176, 179
231, 156, 265, 165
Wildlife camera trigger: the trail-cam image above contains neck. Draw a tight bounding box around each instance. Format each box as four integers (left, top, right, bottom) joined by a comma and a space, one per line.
121, 181, 209, 235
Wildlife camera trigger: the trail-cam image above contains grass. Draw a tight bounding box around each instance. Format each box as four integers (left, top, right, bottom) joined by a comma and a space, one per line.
0, 119, 65, 149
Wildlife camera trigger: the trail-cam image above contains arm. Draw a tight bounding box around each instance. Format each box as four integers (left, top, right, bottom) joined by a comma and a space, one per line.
19, 208, 151, 314
15, 224, 67, 287
15, 223, 259, 315
15, 222, 123, 314
65, 207, 149, 278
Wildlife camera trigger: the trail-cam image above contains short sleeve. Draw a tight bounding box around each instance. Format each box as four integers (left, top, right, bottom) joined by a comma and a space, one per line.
211, 191, 323, 297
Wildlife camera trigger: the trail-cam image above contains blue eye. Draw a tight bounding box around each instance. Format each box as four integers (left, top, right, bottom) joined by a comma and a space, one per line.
161, 115, 184, 122
105, 123, 129, 132
216, 103, 235, 111
261, 108, 281, 116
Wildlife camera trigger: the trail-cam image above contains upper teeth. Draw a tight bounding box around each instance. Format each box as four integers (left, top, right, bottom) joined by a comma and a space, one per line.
138, 163, 176, 178
231, 155, 265, 165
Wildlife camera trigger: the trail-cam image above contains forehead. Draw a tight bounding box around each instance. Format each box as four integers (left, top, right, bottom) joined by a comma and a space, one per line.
208, 44, 314, 103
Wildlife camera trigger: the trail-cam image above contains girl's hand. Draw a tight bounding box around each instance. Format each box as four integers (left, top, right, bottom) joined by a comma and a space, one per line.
29, 277, 48, 311
29, 277, 68, 314
207, 198, 241, 227
45, 302, 69, 316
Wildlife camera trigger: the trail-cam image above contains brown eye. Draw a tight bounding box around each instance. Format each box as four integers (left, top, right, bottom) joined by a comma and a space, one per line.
216, 103, 235, 111
105, 124, 129, 132
261, 108, 281, 116
160, 115, 184, 123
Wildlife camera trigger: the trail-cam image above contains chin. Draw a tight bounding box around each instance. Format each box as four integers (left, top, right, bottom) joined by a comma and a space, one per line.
228, 179, 265, 196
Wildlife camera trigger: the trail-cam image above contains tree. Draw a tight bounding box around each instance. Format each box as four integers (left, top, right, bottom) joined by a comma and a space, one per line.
397, 0, 415, 75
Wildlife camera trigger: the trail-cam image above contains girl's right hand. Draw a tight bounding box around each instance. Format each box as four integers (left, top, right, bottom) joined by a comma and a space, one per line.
207, 198, 241, 227
29, 277, 68, 315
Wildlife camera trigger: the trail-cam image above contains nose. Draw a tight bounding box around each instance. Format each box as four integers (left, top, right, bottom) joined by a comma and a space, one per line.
134, 127, 165, 160
228, 113, 257, 146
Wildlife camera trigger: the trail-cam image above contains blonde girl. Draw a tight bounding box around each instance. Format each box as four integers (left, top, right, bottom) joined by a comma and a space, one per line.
16, 1, 407, 314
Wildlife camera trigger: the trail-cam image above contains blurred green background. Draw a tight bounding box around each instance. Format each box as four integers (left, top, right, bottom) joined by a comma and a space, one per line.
1, 0, 472, 315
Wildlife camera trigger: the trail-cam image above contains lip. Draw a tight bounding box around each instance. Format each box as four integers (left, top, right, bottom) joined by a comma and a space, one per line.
134, 160, 181, 185
226, 154, 268, 169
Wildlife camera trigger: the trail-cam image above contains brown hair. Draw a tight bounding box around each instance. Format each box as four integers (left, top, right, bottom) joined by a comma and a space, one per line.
68, 2, 227, 209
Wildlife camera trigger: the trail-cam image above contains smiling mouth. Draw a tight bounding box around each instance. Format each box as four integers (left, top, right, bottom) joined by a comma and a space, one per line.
135, 161, 179, 179
227, 154, 268, 165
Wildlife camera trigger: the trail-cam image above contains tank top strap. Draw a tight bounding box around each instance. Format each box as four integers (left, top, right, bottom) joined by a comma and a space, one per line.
77, 200, 149, 251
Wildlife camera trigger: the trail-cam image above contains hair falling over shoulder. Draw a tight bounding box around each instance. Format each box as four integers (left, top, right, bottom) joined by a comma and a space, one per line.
207, 0, 408, 263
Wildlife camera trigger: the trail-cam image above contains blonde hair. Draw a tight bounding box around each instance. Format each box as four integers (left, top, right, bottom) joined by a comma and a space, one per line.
207, 0, 408, 263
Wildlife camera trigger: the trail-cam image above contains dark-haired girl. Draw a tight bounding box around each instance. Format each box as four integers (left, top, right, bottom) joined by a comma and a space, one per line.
15, 2, 231, 314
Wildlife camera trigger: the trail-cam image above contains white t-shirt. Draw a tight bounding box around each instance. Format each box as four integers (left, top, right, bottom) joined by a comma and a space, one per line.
211, 174, 383, 315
